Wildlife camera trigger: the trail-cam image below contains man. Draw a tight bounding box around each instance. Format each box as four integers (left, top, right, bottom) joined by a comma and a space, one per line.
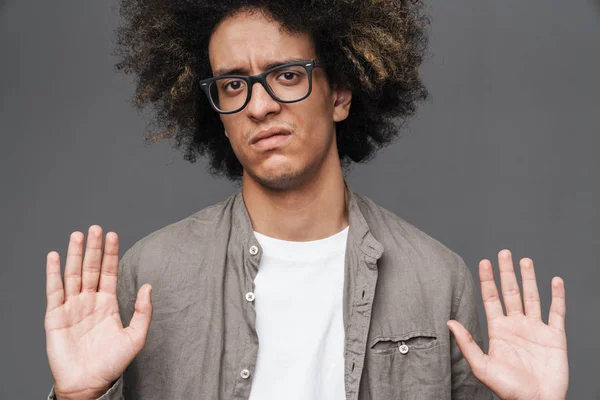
45, 1, 569, 399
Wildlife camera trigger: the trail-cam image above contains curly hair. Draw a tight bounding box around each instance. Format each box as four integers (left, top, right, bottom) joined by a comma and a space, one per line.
113, 0, 429, 180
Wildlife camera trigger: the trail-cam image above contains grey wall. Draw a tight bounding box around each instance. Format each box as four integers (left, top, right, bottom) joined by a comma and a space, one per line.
1, 0, 598, 398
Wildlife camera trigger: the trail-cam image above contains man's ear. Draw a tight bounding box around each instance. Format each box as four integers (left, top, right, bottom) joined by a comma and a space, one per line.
332, 84, 352, 123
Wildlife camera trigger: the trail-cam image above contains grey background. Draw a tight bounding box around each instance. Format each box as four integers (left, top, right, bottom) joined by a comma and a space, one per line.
0, 0, 598, 398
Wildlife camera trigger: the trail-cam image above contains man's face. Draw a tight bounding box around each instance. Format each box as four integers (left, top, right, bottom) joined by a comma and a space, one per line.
208, 10, 351, 190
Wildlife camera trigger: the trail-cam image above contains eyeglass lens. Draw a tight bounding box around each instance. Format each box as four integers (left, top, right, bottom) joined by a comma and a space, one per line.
208, 65, 310, 113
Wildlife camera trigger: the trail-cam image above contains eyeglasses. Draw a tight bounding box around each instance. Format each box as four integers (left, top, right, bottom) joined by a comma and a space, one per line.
199, 59, 323, 114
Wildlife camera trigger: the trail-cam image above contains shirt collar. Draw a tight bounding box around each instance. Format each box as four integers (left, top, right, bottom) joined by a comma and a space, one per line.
231, 180, 384, 265
344, 180, 384, 265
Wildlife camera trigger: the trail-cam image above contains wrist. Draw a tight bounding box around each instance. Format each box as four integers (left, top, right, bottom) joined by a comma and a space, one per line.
55, 384, 111, 400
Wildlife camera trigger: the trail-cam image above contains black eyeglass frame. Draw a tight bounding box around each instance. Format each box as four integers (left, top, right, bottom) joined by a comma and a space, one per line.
199, 59, 324, 115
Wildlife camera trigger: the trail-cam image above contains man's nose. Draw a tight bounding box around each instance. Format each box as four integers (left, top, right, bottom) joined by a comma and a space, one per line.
245, 82, 281, 120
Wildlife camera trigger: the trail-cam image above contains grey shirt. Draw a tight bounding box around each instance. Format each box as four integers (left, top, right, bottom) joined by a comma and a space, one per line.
48, 186, 492, 400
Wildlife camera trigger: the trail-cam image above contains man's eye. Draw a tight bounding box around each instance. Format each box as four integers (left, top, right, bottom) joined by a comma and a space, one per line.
278, 72, 299, 81
224, 80, 244, 91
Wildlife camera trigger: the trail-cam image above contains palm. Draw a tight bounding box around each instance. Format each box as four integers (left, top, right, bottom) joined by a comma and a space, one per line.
448, 250, 568, 400
483, 313, 568, 399
45, 226, 153, 399
46, 292, 135, 393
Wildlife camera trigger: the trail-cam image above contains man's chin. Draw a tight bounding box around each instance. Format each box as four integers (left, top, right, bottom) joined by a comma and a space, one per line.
246, 165, 310, 191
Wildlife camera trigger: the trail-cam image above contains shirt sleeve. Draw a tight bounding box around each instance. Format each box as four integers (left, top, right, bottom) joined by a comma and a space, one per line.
450, 255, 494, 400
46, 376, 124, 400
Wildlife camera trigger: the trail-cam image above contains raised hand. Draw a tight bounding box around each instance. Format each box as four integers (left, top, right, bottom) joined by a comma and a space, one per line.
45, 226, 153, 400
447, 249, 568, 400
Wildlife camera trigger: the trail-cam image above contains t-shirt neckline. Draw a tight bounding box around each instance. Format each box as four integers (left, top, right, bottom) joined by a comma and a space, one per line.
253, 225, 349, 261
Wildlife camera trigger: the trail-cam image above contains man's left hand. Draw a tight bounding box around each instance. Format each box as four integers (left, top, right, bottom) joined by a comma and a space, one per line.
447, 249, 568, 400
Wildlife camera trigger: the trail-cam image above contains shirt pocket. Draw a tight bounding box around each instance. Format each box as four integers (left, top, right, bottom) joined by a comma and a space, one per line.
363, 330, 450, 400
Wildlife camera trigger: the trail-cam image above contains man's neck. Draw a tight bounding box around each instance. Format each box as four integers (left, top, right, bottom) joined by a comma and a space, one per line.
241, 161, 348, 242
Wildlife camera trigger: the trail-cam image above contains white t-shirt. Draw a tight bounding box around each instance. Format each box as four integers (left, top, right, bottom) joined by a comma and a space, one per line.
248, 226, 349, 400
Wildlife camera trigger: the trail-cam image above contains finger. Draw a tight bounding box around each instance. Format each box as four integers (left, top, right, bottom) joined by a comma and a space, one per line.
98, 232, 119, 295
64, 231, 84, 298
81, 225, 104, 292
447, 320, 487, 379
124, 284, 153, 351
498, 249, 523, 316
46, 252, 64, 312
548, 277, 566, 332
479, 259, 504, 323
520, 258, 542, 320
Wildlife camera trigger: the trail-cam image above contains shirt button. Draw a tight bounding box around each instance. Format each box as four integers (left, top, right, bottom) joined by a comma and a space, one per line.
399, 341, 409, 355
249, 245, 259, 255
245, 292, 255, 302
240, 369, 251, 379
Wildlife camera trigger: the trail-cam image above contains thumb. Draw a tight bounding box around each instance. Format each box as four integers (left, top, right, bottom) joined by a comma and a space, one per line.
447, 320, 487, 379
125, 284, 153, 350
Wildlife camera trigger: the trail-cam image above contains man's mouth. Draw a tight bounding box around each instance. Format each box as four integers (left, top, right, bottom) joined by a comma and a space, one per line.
250, 127, 293, 144
250, 127, 293, 150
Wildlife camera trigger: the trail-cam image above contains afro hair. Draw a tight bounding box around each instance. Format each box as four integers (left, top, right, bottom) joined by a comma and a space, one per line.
113, 0, 429, 180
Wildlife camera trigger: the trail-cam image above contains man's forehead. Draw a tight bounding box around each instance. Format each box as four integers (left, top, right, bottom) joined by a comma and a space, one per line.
211, 57, 312, 77
209, 9, 303, 44
209, 41, 315, 75
208, 11, 315, 73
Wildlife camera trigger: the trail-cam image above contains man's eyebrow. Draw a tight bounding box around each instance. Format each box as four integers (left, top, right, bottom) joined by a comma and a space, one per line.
212, 57, 309, 77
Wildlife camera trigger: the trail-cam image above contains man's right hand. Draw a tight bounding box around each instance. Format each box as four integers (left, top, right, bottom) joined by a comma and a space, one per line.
45, 225, 153, 400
